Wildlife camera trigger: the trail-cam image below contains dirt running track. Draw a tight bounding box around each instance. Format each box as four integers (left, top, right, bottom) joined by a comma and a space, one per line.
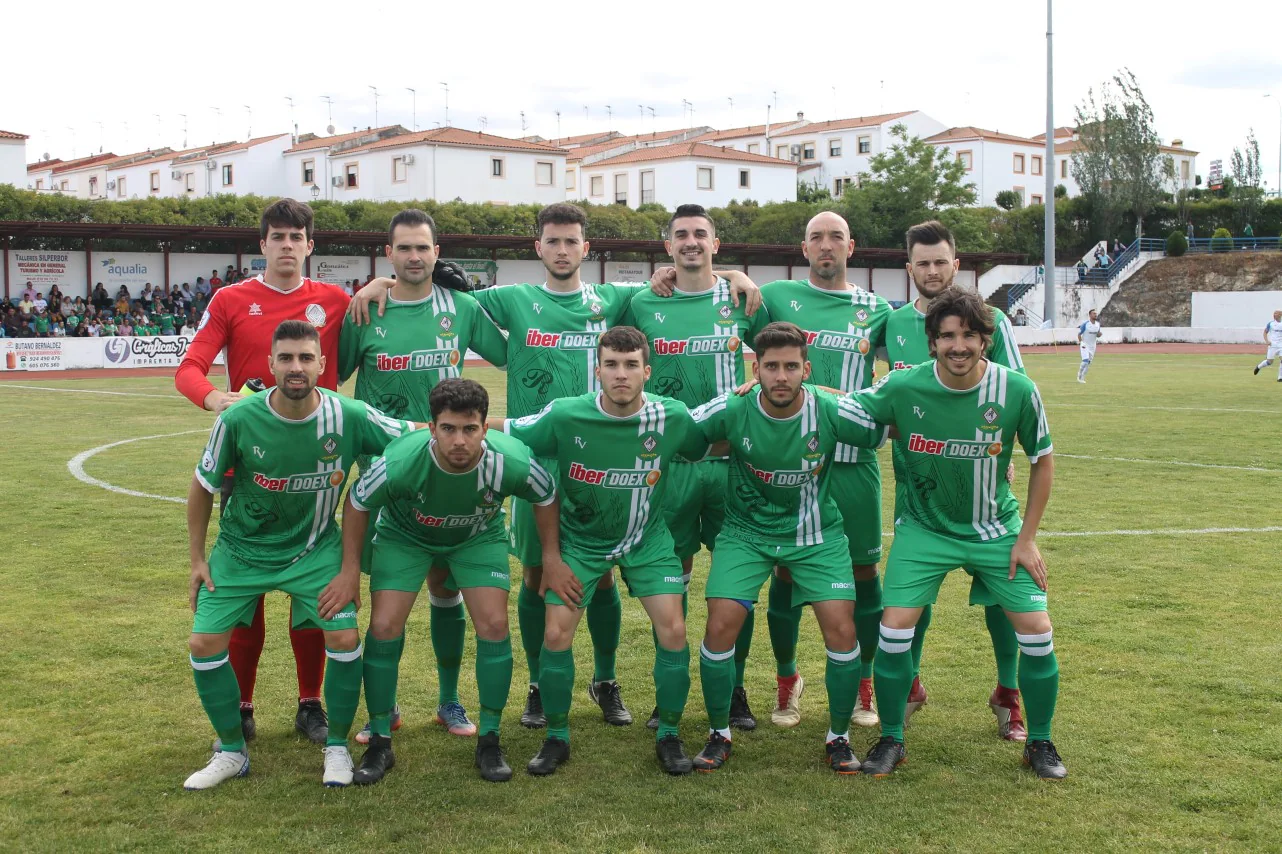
1019, 343, 1258, 355
0, 361, 499, 383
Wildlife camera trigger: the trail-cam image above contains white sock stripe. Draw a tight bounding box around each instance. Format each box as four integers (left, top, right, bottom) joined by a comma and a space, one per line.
326, 644, 363, 663
827, 645, 860, 663
878, 640, 912, 654
1019, 642, 1055, 656
428, 593, 464, 608
1015, 630, 1054, 645
879, 624, 915, 640
189, 654, 228, 671
700, 643, 735, 661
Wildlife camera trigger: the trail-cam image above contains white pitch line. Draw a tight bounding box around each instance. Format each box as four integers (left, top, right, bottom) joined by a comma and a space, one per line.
0, 384, 181, 399
1054, 402, 1278, 415
1053, 452, 1279, 473
67, 430, 206, 503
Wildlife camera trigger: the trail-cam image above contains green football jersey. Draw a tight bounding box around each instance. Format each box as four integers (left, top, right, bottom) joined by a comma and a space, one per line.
622, 277, 769, 409
473, 282, 642, 418
690, 388, 888, 546
338, 287, 509, 422
195, 388, 414, 568
884, 301, 1025, 374
504, 391, 704, 559
158, 312, 175, 333
854, 361, 1052, 542
350, 429, 554, 548
759, 279, 891, 463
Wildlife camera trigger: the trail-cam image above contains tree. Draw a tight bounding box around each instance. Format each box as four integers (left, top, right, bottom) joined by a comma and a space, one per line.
795, 181, 832, 204
834, 123, 977, 247
1230, 129, 1264, 231
995, 190, 1023, 210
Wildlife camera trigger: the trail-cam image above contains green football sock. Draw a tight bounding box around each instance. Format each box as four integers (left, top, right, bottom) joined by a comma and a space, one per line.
516, 583, 544, 683
874, 624, 915, 742
1016, 631, 1059, 741
767, 574, 801, 678
985, 605, 1020, 690
430, 593, 466, 705
699, 643, 736, 731
654, 644, 691, 739
825, 645, 861, 734
734, 608, 755, 687
475, 635, 513, 737
540, 645, 574, 742
910, 604, 932, 676
362, 632, 404, 738
191, 652, 244, 753
324, 645, 364, 747
587, 582, 621, 683
854, 575, 883, 681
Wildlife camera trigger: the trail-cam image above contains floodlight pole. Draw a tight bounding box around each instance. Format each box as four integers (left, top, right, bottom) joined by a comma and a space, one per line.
1043, 0, 1057, 327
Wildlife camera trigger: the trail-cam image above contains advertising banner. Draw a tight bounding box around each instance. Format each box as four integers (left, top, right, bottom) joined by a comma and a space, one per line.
95, 252, 164, 296
1, 338, 64, 371
312, 256, 369, 285
8, 251, 86, 297
101, 335, 193, 368
605, 261, 651, 283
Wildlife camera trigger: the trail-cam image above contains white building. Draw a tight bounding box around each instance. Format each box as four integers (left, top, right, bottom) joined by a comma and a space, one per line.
0, 130, 28, 187
317, 127, 568, 205
105, 146, 202, 199
573, 142, 797, 209
37, 153, 127, 198
281, 126, 411, 202
165, 134, 293, 198
924, 127, 1054, 207
1043, 127, 1199, 199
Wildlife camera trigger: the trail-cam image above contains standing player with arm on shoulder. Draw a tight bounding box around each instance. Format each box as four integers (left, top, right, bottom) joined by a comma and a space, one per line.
344, 379, 554, 784
182, 321, 415, 790
621, 203, 771, 731
175, 199, 352, 747
1077, 309, 1102, 383
854, 287, 1065, 780
338, 209, 509, 745
688, 322, 889, 775
495, 327, 710, 776
883, 220, 1030, 742
1253, 309, 1282, 381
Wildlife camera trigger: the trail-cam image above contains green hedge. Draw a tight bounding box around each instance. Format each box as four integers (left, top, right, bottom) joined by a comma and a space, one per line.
1211, 227, 1233, 252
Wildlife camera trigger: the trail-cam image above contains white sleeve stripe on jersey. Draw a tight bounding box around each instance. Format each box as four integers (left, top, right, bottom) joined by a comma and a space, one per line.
527, 459, 555, 498
354, 458, 389, 506
690, 394, 728, 423
192, 468, 220, 493
1028, 444, 1054, 462
204, 416, 228, 467
836, 397, 879, 430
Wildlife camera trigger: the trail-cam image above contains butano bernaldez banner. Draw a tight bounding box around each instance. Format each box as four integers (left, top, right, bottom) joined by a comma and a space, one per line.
1, 336, 225, 371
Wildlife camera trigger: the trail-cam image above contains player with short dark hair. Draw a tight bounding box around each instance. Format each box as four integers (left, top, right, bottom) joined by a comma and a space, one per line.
183, 321, 415, 789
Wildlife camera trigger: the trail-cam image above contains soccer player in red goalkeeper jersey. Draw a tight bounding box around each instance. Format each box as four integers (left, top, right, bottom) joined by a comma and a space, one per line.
176, 198, 351, 745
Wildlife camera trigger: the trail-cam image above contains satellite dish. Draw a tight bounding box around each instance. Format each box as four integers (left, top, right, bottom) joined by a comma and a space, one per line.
42, 152, 50, 161
326, 124, 335, 135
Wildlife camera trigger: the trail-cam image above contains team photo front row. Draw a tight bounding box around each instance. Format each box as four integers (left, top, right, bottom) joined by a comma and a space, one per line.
183, 296, 1063, 790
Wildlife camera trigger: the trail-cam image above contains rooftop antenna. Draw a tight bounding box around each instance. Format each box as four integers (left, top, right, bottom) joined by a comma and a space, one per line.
727, 96, 734, 118
179, 113, 188, 148
285, 96, 295, 139
479, 116, 488, 133
555, 110, 561, 138
406, 88, 417, 131
211, 106, 223, 140
880, 79, 885, 112
520, 111, 528, 133
639, 104, 644, 133
243, 105, 252, 138
153, 113, 162, 146
773, 90, 778, 111
320, 95, 335, 134
96, 121, 104, 152
66, 125, 76, 157
606, 105, 612, 131
369, 86, 379, 126
440, 82, 450, 127
681, 99, 692, 128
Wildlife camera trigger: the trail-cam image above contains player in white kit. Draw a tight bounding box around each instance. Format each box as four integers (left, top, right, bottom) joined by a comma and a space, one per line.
1077, 310, 1102, 383
1252, 310, 1282, 382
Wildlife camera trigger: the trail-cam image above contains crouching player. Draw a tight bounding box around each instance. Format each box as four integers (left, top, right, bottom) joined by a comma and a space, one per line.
183, 321, 415, 789
342, 378, 556, 784
854, 287, 1067, 780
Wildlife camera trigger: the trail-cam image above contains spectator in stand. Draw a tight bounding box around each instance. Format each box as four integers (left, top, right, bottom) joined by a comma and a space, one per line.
73, 295, 86, 314
33, 292, 48, 313
18, 319, 36, 338
114, 295, 130, 316
3, 307, 20, 337
66, 311, 81, 335
194, 276, 210, 297
53, 319, 66, 337
117, 317, 133, 336
140, 283, 154, 304
48, 284, 64, 309
240, 266, 249, 280
22, 281, 36, 302
73, 319, 90, 338
191, 289, 209, 318
91, 283, 111, 311
33, 309, 51, 337
0, 319, 6, 338
180, 315, 196, 336
116, 284, 131, 302
1013, 308, 1028, 327
59, 295, 73, 316
50, 308, 65, 330
210, 270, 223, 292
18, 294, 34, 319
157, 305, 176, 335
103, 317, 118, 336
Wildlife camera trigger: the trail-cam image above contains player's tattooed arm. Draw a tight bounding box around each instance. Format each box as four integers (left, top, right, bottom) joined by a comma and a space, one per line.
533, 498, 583, 607
1010, 454, 1054, 591
186, 475, 217, 611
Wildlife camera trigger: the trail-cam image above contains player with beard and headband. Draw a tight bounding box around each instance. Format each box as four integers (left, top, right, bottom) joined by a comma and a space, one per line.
338, 209, 509, 745
349, 203, 761, 732
492, 327, 710, 776
883, 220, 1030, 742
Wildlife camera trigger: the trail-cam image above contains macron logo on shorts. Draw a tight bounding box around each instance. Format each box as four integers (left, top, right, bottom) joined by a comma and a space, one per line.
831, 581, 854, 589
333, 610, 356, 620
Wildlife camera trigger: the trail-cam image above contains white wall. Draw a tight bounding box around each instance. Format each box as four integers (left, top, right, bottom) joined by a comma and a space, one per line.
938, 139, 1052, 208
108, 159, 170, 199
0, 138, 27, 187
1191, 291, 1282, 328
495, 259, 550, 286
1012, 326, 1263, 346
328, 144, 566, 205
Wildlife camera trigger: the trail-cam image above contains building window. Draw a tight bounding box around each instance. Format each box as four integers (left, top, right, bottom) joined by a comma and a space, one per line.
1031, 194, 1043, 205
640, 170, 655, 204
184, 173, 194, 192
302, 159, 315, 184
60, 180, 69, 191
697, 167, 714, 190
747, 143, 759, 154
345, 162, 359, 188
1181, 160, 1190, 181
89, 177, 98, 195
857, 135, 871, 154
1061, 159, 1068, 178
222, 164, 233, 186
801, 141, 816, 160
1012, 186, 1025, 204
1031, 155, 1043, 176
1013, 154, 1026, 174
738, 169, 750, 189
614, 173, 627, 205
536, 161, 554, 186
958, 150, 973, 171
589, 175, 604, 197
834, 177, 852, 197
117, 177, 126, 198
149, 171, 159, 193
490, 157, 505, 178
392, 156, 408, 182
566, 169, 576, 191
829, 139, 842, 157
34, 179, 43, 190
776, 144, 788, 158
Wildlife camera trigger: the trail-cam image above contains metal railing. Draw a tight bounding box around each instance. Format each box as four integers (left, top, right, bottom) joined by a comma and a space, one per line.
1187, 236, 1282, 253
1004, 265, 1042, 310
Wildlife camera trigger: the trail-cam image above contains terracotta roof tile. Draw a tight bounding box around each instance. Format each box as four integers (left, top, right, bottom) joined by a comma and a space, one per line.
285, 125, 409, 153
581, 142, 797, 169
771, 111, 917, 137
547, 131, 622, 147
343, 127, 565, 155
0, 130, 29, 140
925, 126, 1043, 146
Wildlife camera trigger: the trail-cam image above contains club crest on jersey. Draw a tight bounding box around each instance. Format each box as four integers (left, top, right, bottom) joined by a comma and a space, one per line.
568, 461, 661, 489
804, 330, 870, 355
653, 335, 740, 356
305, 303, 327, 327
320, 434, 341, 461
254, 470, 345, 492
525, 329, 598, 350
804, 433, 820, 457
639, 433, 660, 460
438, 314, 455, 337
248, 302, 263, 316
983, 406, 999, 424
907, 433, 1002, 459
482, 489, 496, 505
718, 304, 733, 320
855, 309, 869, 323
588, 301, 604, 321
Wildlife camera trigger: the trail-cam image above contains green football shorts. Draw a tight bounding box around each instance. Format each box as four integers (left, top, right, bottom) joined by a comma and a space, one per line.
705, 527, 855, 608
663, 458, 728, 559
544, 531, 685, 609
368, 524, 512, 594
509, 456, 558, 567
828, 459, 883, 564
883, 522, 1048, 612
193, 541, 357, 634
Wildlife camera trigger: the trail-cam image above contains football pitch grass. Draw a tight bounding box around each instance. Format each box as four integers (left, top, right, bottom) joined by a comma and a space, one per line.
2, 352, 1278, 852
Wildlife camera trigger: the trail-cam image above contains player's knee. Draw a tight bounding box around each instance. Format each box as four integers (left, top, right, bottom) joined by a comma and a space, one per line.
188, 633, 226, 659
880, 607, 920, 631
472, 610, 509, 641
821, 620, 857, 652
543, 617, 575, 650
1008, 611, 1052, 637
653, 614, 687, 649
369, 612, 406, 641
705, 602, 745, 648
324, 629, 360, 653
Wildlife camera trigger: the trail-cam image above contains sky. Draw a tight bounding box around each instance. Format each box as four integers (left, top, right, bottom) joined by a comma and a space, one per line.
5, 0, 1282, 193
